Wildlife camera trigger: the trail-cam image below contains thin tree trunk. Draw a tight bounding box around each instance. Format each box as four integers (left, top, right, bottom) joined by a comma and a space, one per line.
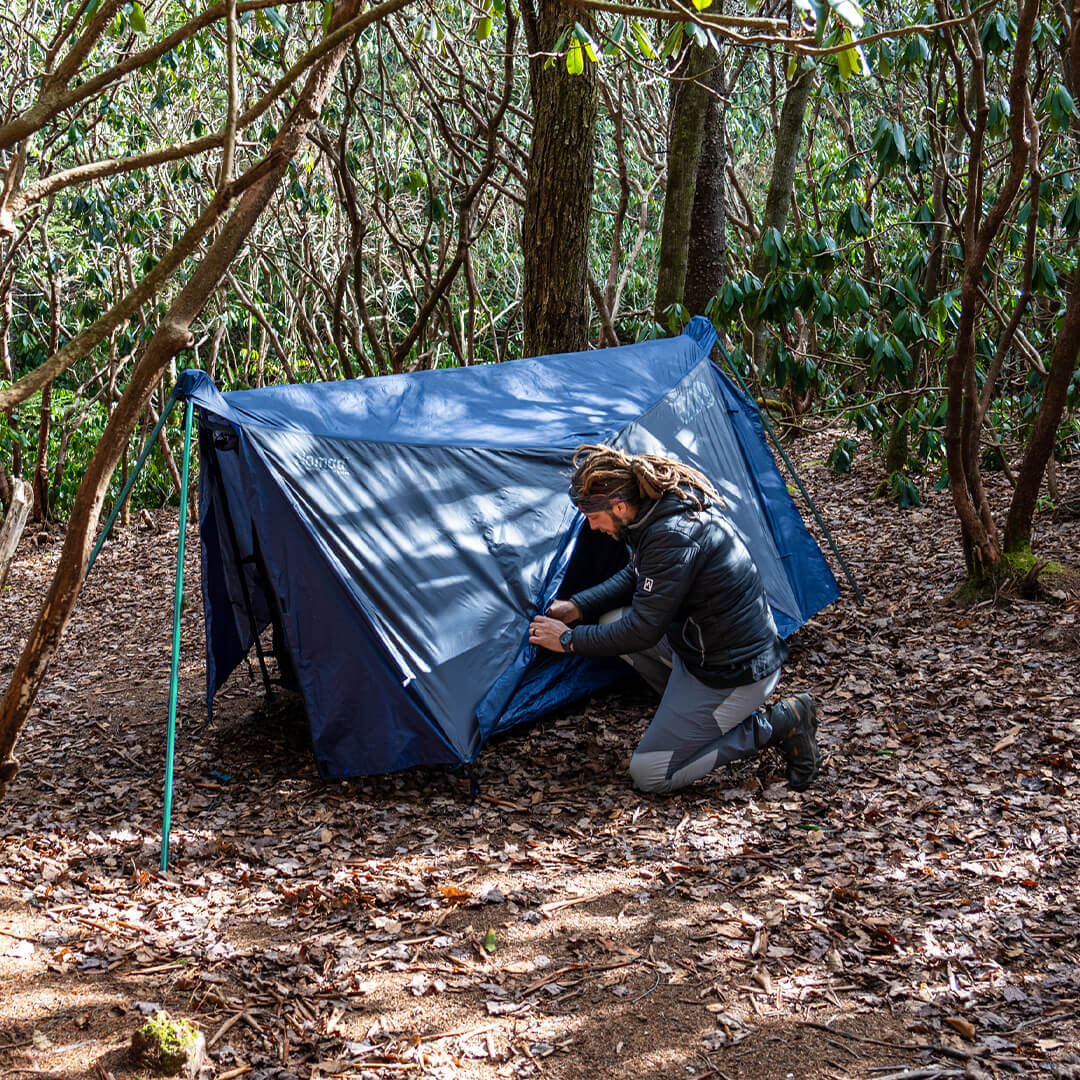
0, 273, 12, 381
943, 0, 1039, 579
1004, 3, 1080, 551
655, 44, 713, 319
0, 0, 389, 799
684, 45, 727, 317
747, 63, 817, 376
33, 385, 52, 524
33, 265, 61, 523
1004, 261, 1080, 552
119, 442, 131, 528
520, 0, 598, 356
147, 395, 184, 509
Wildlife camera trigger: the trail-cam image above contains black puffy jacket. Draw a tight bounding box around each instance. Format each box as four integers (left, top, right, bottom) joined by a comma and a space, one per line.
567, 493, 784, 688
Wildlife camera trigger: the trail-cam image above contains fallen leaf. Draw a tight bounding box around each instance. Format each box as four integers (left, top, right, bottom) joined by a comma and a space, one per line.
944, 1016, 976, 1040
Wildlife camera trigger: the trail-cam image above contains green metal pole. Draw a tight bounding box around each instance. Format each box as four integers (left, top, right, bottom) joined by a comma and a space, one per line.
88, 393, 178, 577
161, 399, 195, 872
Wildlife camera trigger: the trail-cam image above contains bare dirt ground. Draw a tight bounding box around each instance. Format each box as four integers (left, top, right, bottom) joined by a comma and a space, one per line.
1, 433, 1079, 1080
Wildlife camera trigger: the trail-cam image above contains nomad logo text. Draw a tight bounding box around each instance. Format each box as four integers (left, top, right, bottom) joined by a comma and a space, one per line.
298, 454, 348, 474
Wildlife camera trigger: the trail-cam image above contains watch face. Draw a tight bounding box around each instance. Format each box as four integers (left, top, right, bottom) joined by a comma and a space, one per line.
560, 630, 573, 649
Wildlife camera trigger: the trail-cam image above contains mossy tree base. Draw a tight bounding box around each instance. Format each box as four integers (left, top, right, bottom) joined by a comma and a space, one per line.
947, 546, 1080, 607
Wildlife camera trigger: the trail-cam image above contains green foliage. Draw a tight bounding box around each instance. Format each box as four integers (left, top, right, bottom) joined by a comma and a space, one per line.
872, 117, 907, 174
1039, 84, 1080, 131
886, 470, 921, 508
0, 391, 188, 519
838, 201, 873, 238
827, 435, 857, 472
3, 0, 1078, 533
979, 10, 1015, 54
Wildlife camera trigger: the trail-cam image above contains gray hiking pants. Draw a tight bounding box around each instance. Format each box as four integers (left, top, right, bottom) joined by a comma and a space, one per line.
622, 636, 780, 794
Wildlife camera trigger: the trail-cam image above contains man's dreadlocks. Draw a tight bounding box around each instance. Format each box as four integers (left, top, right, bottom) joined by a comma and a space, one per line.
569, 445, 723, 513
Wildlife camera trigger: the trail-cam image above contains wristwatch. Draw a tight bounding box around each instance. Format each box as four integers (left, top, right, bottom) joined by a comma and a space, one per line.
559, 629, 574, 654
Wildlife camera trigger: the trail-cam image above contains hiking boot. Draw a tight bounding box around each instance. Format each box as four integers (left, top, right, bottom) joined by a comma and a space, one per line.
767, 693, 820, 791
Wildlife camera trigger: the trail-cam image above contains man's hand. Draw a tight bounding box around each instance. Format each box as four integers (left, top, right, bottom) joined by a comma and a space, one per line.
529, 615, 569, 652
547, 599, 581, 624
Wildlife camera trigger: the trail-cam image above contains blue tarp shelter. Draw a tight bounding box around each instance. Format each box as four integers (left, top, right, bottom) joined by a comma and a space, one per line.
174, 317, 838, 779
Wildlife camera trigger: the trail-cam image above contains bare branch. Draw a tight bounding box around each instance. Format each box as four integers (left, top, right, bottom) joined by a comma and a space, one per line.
221, 0, 240, 187
0, 152, 284, 413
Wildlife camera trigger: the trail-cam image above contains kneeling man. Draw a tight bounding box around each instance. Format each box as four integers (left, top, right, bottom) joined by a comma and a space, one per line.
528, 445, 820, 794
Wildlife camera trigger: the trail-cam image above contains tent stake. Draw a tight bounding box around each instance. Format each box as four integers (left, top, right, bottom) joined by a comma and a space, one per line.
714, 342, 864, 605
87, 393, 178, 577
161, 399, 195, 872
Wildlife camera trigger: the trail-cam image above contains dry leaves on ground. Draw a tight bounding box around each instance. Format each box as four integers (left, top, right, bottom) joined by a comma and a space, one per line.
1, 432, 1078, 1080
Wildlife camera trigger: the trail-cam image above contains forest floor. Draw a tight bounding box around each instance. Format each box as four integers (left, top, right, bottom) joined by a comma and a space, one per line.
1, 431, 1079, 1080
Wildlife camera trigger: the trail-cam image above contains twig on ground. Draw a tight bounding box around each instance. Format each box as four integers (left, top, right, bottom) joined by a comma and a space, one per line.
209, 1010, 250, 1047
216, 1067, 252, 1080
871, 1069, 964, 1080
629, 968, 662, 1003
798, 1021, 919, 1052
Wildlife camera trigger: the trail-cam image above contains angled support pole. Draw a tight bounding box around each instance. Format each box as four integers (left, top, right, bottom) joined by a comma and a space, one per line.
714, 341, 864, 606
162, 398, 195, 872
87, 392, 179, 577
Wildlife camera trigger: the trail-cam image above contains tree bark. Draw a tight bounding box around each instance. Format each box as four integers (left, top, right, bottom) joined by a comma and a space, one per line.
943, 0, 1039, 579
32, 384, 51, 524
520, 0, 598, 356
1004, 260, 1080, 552
1003, 0, 1080, 551
0, 0, 389, 800
33, 261, 61, 523
0, 272, 12, 381
684, 46, 727, 317
747, 62, 817, 376
655, 45, 713, 319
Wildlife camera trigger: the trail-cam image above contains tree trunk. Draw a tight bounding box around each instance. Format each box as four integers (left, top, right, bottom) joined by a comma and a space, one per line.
1003, 2, 1080, 551
655, 45, 713, 319
943, 0, 1039, 580
0, 274, 12, 381
0, 0, 379, 800
1, 270, 16, 513
520, 0, 598, 356
10, 410, 22, 480
33, 228, 61, 523
684, 46, 727, 318
747, 63, 817, 376
0, 479, 33, 594
1004, 261, 1080, 552
119, 441, 131, 528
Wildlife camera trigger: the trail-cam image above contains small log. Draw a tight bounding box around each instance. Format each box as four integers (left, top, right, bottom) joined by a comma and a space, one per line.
0, 478, 33, 593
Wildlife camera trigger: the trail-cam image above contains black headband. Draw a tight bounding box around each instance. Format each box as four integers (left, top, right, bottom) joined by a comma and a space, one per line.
570, 487, 636, 513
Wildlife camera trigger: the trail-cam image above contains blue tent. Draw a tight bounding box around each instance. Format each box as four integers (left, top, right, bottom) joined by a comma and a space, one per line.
175, 317, 838, 779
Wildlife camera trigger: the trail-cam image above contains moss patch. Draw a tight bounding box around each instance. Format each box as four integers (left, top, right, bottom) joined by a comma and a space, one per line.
1003, 547, 1080, 597
948, 547, 1080, 607
131, 1012, 204, 1076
